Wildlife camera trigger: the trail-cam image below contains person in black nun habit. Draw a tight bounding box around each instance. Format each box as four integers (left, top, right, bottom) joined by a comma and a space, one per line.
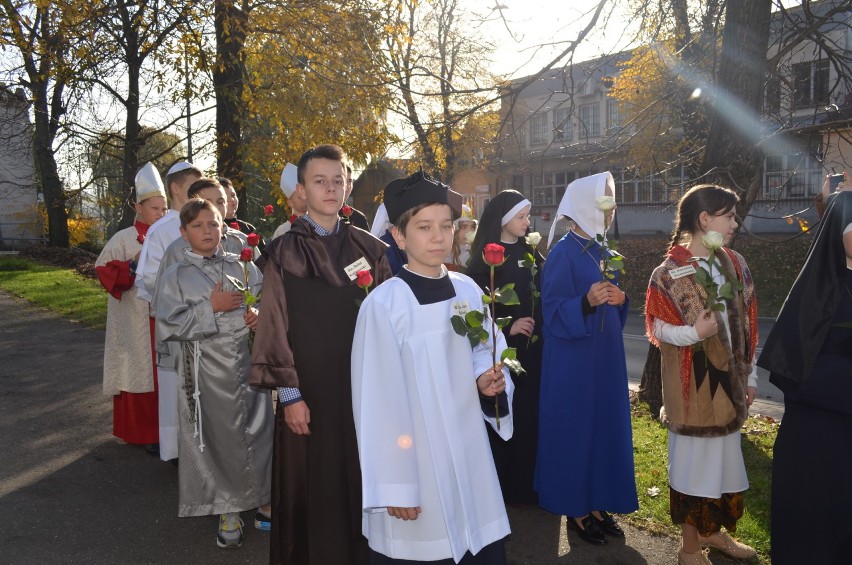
759, 190, 852, 565
466, 190, 544, 506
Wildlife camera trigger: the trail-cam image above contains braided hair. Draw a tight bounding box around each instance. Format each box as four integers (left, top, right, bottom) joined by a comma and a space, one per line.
669, 184, 738, 251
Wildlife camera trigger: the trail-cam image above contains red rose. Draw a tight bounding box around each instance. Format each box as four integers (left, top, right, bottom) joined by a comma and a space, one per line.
483, 243, 506, 266
246, 232, 261, 247
341, 205, 353, 218
239, 247, 253, 262
289, 214, 298, 224
355, 269, 373, 291
136, 233, 146, 244
229, 222, 239, 230
264, 204, 274, 216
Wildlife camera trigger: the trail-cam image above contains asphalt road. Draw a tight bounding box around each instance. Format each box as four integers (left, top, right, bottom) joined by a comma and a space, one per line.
0, 290, 750, 564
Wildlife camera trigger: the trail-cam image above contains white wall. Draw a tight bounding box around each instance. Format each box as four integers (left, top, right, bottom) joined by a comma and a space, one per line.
0, 88, 40, 248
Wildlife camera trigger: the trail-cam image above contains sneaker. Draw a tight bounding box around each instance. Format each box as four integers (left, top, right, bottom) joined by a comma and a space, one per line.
699, 530, 757, 559
217, 513, 244, 549
254, 509, 271, 531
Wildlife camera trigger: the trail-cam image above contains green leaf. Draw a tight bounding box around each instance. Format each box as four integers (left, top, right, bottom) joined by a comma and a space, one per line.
477, 328, 489, 344
497, 288, 520, 306
466, 333, 480, 348
482, 294, 492, 305
500, 348, 517, 360
496, 316, 512, 329
244, 293, 257, 306
530, 334, 539, 343
450, 315, 468, 336
718, 282, 734, 300
225, 274, 247, 292
465, 310, 484, 328
502, 357, 526, 375
711, 302, 726, 312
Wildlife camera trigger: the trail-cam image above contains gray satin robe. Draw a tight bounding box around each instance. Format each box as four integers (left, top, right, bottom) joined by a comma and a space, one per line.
155, 249, 272, 517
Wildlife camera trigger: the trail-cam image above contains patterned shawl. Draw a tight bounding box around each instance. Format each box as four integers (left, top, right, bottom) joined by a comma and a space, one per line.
645, 245, 758, 436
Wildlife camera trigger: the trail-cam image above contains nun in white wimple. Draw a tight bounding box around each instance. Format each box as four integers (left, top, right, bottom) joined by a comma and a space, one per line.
536, 171, 638, 545
271, 163, 304, 240
466, 190, 544, 506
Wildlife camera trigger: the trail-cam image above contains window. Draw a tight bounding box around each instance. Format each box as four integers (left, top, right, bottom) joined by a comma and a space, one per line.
764, 76, 781, 114
530, 113, 548, 145
606, 99, 623, 133
512, 174, 525, 192
553, 108, 572, 141
531, 171, 574, 208
762, 152, 822, 198
578, 103, 600, 138
792, 60, 829, 110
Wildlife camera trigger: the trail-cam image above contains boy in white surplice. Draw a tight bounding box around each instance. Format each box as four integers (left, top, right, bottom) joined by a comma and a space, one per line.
351, 171, 514, 565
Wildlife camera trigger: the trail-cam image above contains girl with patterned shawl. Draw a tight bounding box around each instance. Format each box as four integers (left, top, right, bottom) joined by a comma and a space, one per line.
645, 184, 758, 565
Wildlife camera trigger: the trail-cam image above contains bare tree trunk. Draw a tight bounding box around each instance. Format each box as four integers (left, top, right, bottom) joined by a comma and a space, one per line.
214, 0, 248, 215
117, 50, 142, 232
700, 0, 772, 220
32, 75, 70, 247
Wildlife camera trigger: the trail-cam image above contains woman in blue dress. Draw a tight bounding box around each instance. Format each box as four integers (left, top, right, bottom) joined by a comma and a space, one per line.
536, 172, 638, 545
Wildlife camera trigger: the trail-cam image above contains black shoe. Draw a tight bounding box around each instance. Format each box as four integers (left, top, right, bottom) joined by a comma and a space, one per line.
144, 443, 160, 457
567, 515, 607, 545
592, 511, 624, 537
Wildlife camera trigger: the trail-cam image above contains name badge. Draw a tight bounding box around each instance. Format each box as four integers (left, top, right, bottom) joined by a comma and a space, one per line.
452, 301, 470, 317
669, 265, 697, 280
344, 257, 372, 281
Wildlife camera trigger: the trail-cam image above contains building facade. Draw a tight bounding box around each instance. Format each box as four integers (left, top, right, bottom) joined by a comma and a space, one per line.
0, 85, 40, 249
495, 1, 851, 236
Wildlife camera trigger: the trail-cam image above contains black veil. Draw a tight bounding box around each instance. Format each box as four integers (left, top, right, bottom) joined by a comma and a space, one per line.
758, 191, 852, 384
466, 190, 527, 276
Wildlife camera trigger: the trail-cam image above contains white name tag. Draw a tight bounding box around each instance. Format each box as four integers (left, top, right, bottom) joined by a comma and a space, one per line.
344, 257, 372, 281
669, 265, 697, 279
452, 301, 470, 317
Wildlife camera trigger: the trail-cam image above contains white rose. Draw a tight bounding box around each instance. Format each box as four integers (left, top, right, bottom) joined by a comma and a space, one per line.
525, 231, 542, 247
596, 195, 617, 212
701, 230, 724, 251
464, 230, 476, 245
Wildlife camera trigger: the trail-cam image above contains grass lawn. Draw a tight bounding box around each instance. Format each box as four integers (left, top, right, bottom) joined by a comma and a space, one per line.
0, 256, 107, 329
628, 400, 777, 564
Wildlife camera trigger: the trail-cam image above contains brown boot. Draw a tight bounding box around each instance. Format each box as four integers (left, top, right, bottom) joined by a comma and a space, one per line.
698, 531, 757, 559
677, 545, 712, 565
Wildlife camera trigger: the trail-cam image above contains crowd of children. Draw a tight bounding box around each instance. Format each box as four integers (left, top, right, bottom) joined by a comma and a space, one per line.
97, 145, 773, 564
